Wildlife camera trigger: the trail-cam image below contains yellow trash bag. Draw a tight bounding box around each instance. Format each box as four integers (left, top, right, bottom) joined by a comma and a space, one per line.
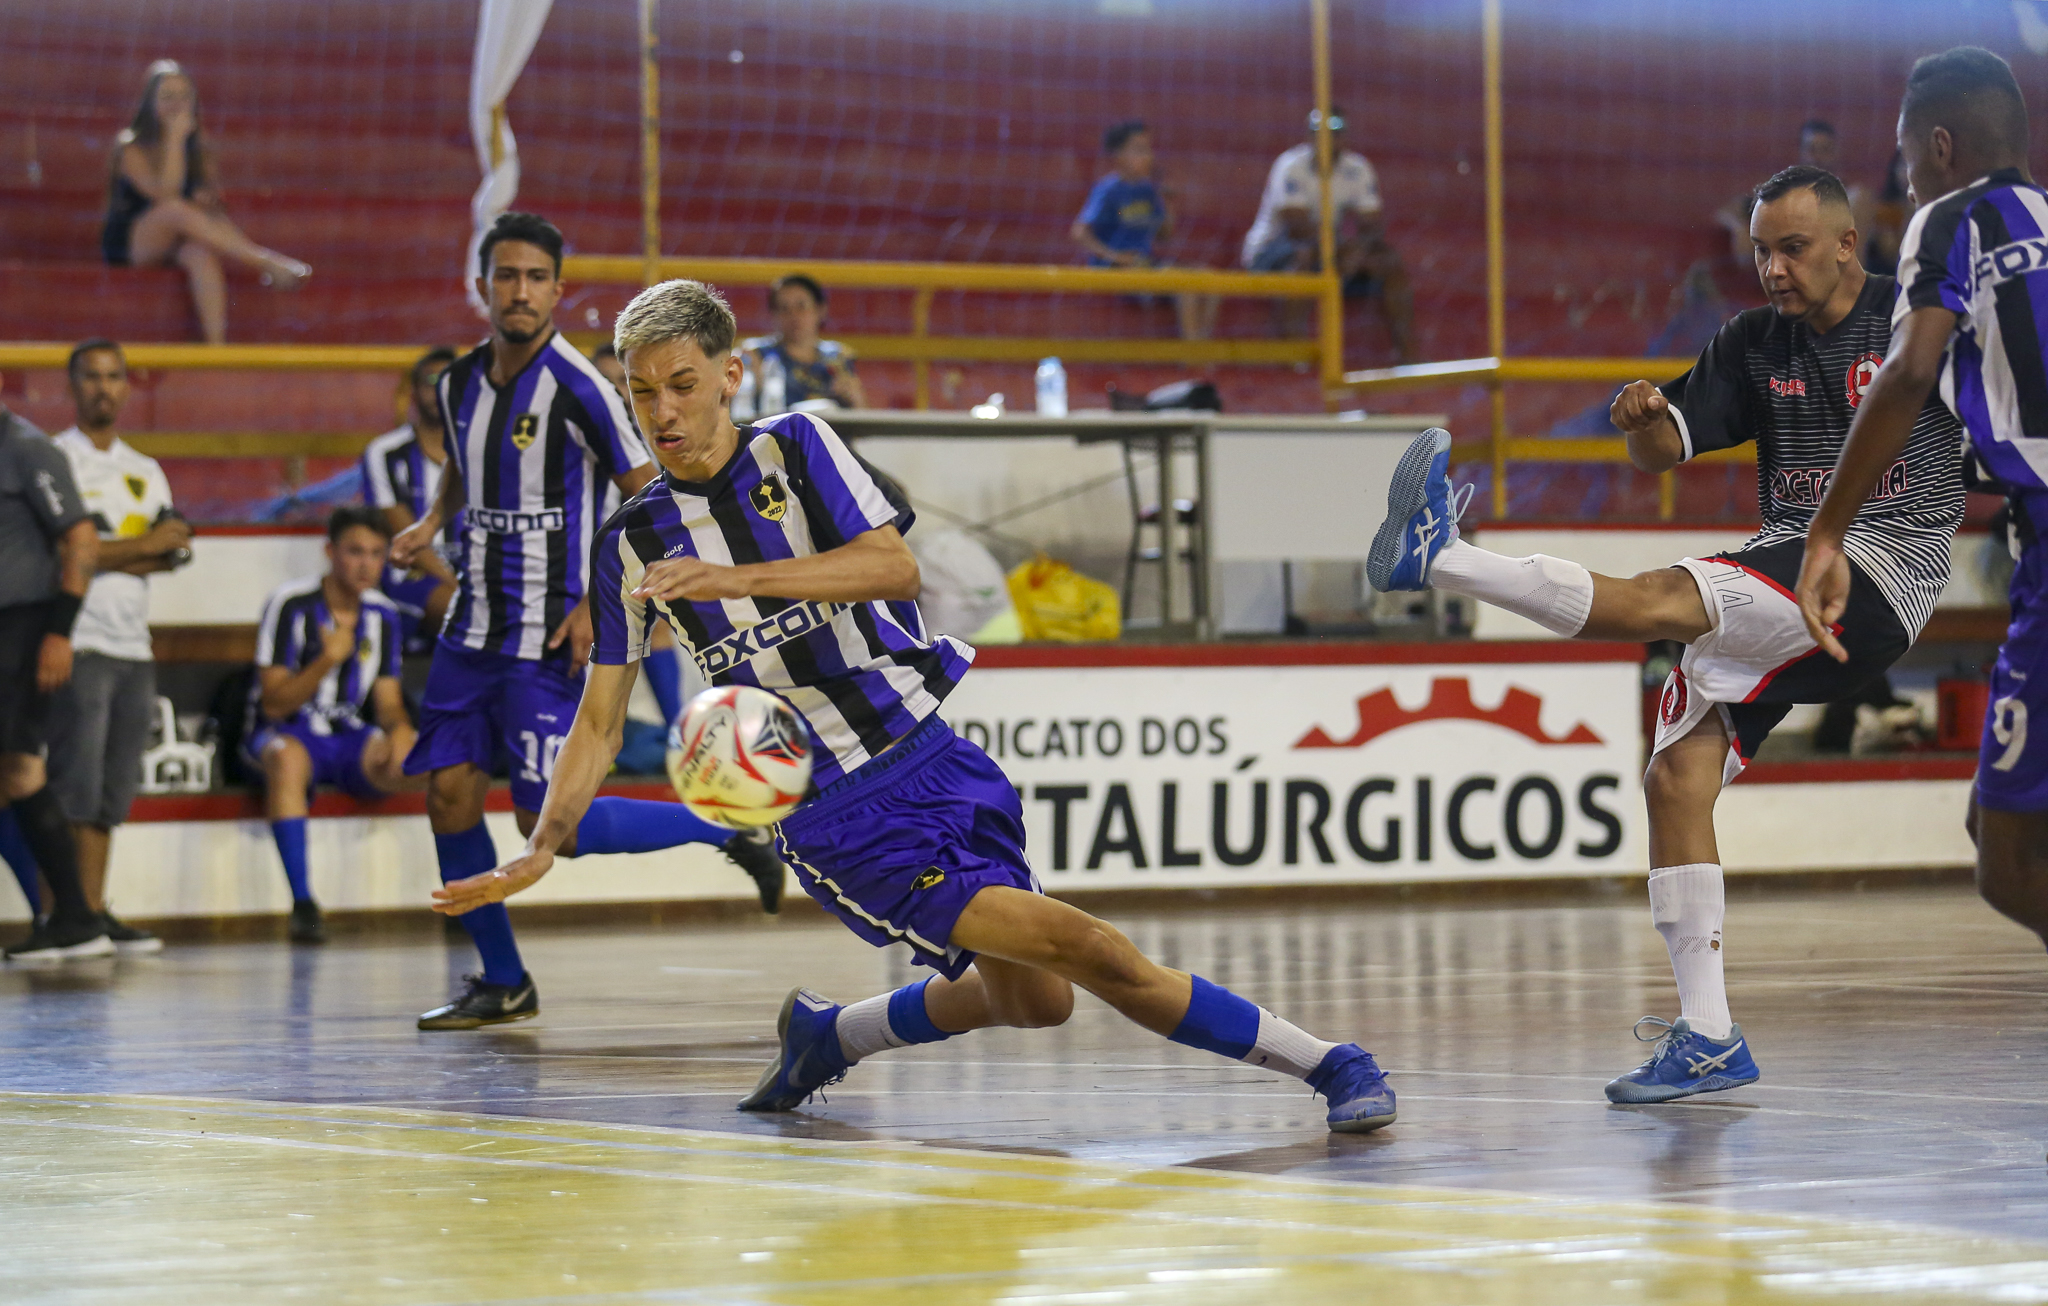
1005, 555, 1121, 642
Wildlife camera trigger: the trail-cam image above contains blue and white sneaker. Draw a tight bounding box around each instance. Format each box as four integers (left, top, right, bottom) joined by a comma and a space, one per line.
1604, 1016, 1760, 1104
737, 987, 852, 1112
1366, 426, 1471, 592
1307, 1043, 1397, 1133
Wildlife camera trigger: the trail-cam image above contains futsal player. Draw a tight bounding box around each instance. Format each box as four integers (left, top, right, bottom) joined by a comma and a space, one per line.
360, 347, 460, 652
389, 213, 786, 1030
247, 508, 420, 942
1797, 47, 2048, 954
1368, 165, 1965, 1102
431, 279, 1398, 1133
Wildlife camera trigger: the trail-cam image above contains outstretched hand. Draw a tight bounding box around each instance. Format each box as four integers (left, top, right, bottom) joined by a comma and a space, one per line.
431, 849, 554, 915
1794, 536, 1852, 664
1609, 379, 1673, 435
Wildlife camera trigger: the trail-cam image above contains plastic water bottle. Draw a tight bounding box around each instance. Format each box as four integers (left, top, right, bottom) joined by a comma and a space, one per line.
1035, 357, 1068, 416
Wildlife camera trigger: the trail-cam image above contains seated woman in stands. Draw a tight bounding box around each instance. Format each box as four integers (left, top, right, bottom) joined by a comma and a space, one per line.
732, 274, 867, 419
101, 61, 310, 345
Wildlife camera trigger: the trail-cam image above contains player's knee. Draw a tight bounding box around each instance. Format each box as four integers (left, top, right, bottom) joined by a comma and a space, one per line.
999, 980, 1074, 1030
1046, 916, 1148, 994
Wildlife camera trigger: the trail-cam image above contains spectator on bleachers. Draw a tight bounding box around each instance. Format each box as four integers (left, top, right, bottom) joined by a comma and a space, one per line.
359, 347, 460, 653
1071, 120, 1218, 340
1242, 107, 1417, 363
1864, 150, 1912, 276
1716, 120, 1875, 267
246, 507, 422, 943
733, 275, 867, 419
47, 339, 188, 954
101, 60, 311, 345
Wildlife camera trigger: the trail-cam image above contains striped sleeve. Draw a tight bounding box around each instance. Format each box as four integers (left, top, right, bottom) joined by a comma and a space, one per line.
590, 520, 652, 665
360, 443, 395, 507
376, 604, 402, 679
1897, 193, 1973, 316
779, 413, 911, 548
558, 350, 652, 479
253, 585, 296, 668
1659, 312, 1755, 462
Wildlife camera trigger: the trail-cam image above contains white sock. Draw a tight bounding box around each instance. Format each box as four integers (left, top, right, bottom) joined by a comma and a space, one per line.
834, 993, 907, 1063
1648, 862, 1733, 1040
1244, 1009, 1339, 1080
1429, 540, 1593, 636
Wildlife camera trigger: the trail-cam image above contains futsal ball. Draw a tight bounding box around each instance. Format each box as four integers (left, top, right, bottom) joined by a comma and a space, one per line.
666, 685, 813, 828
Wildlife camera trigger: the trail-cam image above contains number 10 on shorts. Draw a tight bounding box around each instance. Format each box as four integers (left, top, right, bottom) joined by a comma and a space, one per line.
519, 730, 565, 784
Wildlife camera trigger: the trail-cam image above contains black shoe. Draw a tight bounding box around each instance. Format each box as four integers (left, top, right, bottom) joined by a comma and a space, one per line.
417, 972, 539, 1030
6, 915, 115, 962
289, 899, 325, 944
723, 827, 787, 915
102, 910, 163, 954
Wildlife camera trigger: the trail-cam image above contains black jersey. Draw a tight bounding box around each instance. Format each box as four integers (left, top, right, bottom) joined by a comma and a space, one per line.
1662, 273, 1964, 635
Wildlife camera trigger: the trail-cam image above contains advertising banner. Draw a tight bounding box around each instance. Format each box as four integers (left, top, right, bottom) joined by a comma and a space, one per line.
940, 656, 1646, 887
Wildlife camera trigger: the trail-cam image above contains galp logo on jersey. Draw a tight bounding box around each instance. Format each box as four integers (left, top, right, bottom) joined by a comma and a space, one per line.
510, 413, 539, 451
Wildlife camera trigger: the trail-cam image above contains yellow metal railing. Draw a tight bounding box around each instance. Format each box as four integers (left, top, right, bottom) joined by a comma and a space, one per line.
562, 255, 1337, 406
1343, 354, 1721, 520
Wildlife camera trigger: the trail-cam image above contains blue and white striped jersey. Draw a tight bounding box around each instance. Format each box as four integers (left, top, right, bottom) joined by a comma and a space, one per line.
1897, 167, 2048, 492
590, 412, 974, 787
248, 576, 403, 737
437, 332, 653, 659
359, 423, 459, 561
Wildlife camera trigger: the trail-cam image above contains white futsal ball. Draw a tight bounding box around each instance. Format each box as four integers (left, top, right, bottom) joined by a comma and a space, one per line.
666, 685, 813, 828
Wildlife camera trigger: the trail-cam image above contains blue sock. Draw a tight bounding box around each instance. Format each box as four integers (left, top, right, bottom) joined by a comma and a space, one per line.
435, 823, 524, 986
832, 977, 955, 1063
644, 646, 685, 725
271, 818, 313, 904
1168, 974, 1262, 1059
574, 796, 731, 855
0, 809, 42, 913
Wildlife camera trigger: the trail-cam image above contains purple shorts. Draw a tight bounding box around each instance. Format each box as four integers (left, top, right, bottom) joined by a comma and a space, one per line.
404, 638, 582, 812
1979, 525, 2048, 812
775, 715, 1038, 981
244, 718, 383, 800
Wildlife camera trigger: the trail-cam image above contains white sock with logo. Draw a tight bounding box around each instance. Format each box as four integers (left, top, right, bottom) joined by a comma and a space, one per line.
1648, 862, 1733, 1041
1427, 540, 1594, 636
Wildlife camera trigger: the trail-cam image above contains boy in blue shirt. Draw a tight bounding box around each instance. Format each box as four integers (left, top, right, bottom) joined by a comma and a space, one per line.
1070, 121, 1217, 339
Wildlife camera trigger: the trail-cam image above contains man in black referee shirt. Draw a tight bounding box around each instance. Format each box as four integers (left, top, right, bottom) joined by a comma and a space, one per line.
0, 404, 113, 959
1367, 165, 1964, 1102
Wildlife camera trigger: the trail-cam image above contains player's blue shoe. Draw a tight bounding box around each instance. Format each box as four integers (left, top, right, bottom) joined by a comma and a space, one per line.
1307, 1043, 1397, 1133
1604, 1016, 1760, 1104
1366, 426, 1470, 593
737, 987, 852, 1112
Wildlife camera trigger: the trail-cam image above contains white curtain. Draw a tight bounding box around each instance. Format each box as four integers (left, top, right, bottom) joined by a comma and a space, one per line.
466, 0, 556, 314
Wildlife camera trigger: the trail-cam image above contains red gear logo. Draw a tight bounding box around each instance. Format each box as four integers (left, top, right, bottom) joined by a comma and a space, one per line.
1846, 352, 1882, 409
1659, 669, 1689, 726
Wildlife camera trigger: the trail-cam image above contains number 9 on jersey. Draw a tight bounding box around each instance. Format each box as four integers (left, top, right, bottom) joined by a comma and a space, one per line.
665, 685, 814, 828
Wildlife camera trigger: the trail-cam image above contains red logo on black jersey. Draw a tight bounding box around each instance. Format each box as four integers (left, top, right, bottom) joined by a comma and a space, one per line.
1846, 352, 1882, 409
1769, 376, 1808, 397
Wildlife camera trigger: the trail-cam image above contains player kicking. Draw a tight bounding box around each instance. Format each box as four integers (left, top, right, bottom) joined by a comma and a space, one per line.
1368, 165, 1964, 1102
390, 213, 787, 1030
431, 279, 1397, 1133
1799, 48, 2048, 959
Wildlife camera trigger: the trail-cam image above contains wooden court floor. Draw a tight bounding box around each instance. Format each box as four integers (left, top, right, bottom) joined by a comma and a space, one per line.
5, 883, 2047, 1304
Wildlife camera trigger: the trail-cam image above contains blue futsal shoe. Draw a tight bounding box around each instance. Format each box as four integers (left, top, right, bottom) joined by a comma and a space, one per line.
1604, 1016, 1760, 1104
738, 987, 852, 1112
1366, 426, 1470, 593
1307, 1043, 1397, 1133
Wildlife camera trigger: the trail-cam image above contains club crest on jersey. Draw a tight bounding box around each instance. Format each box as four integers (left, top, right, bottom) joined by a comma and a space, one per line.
510, 413, 539, 451
1659, 669, 1689, 726
749, 476, 788, 522
1846, 352, 1881, 409
124, 474, 147, 499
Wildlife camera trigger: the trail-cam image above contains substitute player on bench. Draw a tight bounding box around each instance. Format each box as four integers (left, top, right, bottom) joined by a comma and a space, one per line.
1798, 47, 2048, 956
429, 279, 1399, 1133
1369, 164, 1964, 1102
390, 213, 785, 1030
